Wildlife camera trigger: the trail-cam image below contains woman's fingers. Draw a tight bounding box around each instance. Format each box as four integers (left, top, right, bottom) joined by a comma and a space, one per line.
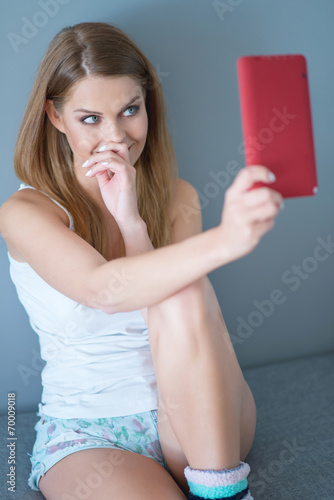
82, 142, 131, 170
226, 165, 276, 201
240, 197, 281, 224
217, 165, 284, 261
85, 160, 124, 177
83, 147, 135, 181
224, 165, 283, 224
82, 151, 126, 172
93, 141, 130, 163
241, 186, 283, 210
85, 161, 136, 188
224, 193, 280, 230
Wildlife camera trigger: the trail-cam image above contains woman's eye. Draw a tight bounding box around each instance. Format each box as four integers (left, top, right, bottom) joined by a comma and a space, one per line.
81, 115, 100, 124
123, 105, 140, 117
80, 105, 140, 124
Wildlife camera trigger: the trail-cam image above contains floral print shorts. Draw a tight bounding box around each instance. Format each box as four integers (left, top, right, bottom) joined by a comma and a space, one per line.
28, 409, 169, 491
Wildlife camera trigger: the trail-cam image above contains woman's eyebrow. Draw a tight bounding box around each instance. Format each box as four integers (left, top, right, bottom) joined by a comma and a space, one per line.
74, 95, 142, 115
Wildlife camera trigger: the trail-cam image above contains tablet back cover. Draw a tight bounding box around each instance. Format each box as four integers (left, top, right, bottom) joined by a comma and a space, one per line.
237, 55, 318, 198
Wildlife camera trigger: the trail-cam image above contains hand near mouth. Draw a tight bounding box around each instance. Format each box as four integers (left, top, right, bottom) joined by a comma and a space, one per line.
81, 141, 142, 228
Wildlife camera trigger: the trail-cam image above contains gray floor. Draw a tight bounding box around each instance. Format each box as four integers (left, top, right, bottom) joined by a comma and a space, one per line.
1, 351, 333, 499
244, 352, 334, 499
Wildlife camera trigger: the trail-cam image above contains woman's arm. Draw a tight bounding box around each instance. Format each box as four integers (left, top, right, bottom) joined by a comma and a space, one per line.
120, 178, 197, 257
121, 178, 202, 323
121, 219, 154, 256
0, 166, 282, 314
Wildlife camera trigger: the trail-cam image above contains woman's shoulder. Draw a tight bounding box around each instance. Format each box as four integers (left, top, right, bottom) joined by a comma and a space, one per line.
169, 177, 202, 244
0, 187, 70, 260
1, 187, 69, 227
169, 177, 199, 223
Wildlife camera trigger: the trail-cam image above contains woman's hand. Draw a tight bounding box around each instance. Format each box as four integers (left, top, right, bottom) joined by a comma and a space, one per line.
82, 142, 141, 229
218, 165, 283, 261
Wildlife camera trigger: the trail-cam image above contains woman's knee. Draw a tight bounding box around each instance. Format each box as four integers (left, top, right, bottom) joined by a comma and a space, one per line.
147, 275, 210, 330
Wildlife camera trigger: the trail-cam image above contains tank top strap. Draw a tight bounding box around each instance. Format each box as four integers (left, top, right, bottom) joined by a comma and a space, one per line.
18, 183, 75, 231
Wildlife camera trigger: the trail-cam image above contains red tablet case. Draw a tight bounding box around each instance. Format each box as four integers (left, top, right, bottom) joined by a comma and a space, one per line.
237, 54, 318, 198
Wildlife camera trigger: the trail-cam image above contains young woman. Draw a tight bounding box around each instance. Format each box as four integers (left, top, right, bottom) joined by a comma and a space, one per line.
0, 22, 282, 499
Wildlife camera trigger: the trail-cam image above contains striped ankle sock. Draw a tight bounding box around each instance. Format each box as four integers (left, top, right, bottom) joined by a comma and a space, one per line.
184, 461, 253, 500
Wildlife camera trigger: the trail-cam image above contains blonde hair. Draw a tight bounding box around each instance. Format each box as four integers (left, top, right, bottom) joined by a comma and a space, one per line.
14, 22, 178, 259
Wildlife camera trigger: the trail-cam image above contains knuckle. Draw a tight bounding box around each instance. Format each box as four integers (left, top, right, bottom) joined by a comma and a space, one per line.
266, 203, 278, 218
243, 166, 258, 179
235, 167, 250, 184
262, 188, 273, 203
258, 187, 275, 205
243, 165, 253, 175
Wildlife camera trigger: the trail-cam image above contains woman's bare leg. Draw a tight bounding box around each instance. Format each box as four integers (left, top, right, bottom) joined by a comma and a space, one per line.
147, 275, 256, 481
38, 448, 186, 499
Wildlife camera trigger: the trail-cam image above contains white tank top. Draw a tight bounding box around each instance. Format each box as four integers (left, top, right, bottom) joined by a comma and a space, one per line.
8, 184, 158, 418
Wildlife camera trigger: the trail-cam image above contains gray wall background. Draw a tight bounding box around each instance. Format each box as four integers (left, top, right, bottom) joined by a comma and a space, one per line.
1, 0, 334, 415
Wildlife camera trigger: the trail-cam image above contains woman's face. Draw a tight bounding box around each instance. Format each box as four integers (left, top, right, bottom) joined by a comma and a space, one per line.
46, 75, 148, 170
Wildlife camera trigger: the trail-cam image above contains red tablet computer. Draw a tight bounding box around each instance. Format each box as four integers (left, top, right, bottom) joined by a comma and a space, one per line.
237, 54, 318, 198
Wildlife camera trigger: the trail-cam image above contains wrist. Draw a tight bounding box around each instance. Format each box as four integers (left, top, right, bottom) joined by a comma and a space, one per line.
207, 226, 236, 268
118, 217, 146, 236
119, 218, 153, 256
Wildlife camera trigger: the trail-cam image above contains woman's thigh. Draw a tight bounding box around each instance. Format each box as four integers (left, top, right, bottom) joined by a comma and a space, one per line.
39, 448, 186, 500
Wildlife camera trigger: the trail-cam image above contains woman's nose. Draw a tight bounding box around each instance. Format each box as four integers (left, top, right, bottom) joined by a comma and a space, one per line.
101, 120, 126, 143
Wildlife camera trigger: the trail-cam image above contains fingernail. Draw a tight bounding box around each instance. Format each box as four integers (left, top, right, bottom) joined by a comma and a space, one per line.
98, 144, 107, 152
101, 161, 109, 166
85, 169, 92, 177
82, 160, 89, 168
268, 172, 276, 182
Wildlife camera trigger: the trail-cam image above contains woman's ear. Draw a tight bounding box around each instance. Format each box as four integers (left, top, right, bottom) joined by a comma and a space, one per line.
45, 99, 66, 133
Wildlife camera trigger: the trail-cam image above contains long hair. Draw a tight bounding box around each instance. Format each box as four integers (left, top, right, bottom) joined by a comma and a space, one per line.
14, 22, 178, 259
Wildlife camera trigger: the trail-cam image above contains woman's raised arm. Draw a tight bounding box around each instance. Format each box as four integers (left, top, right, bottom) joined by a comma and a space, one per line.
0, 166, 282, 314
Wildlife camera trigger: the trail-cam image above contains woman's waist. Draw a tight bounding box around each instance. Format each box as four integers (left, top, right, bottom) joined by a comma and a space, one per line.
41, 349, 156, 386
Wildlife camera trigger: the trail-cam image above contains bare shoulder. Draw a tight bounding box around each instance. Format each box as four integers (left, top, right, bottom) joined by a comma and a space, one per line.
170, 178, 202, 244
169, 178, 200, 223
0, 188, 70, 260
0, 186, 107, 307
